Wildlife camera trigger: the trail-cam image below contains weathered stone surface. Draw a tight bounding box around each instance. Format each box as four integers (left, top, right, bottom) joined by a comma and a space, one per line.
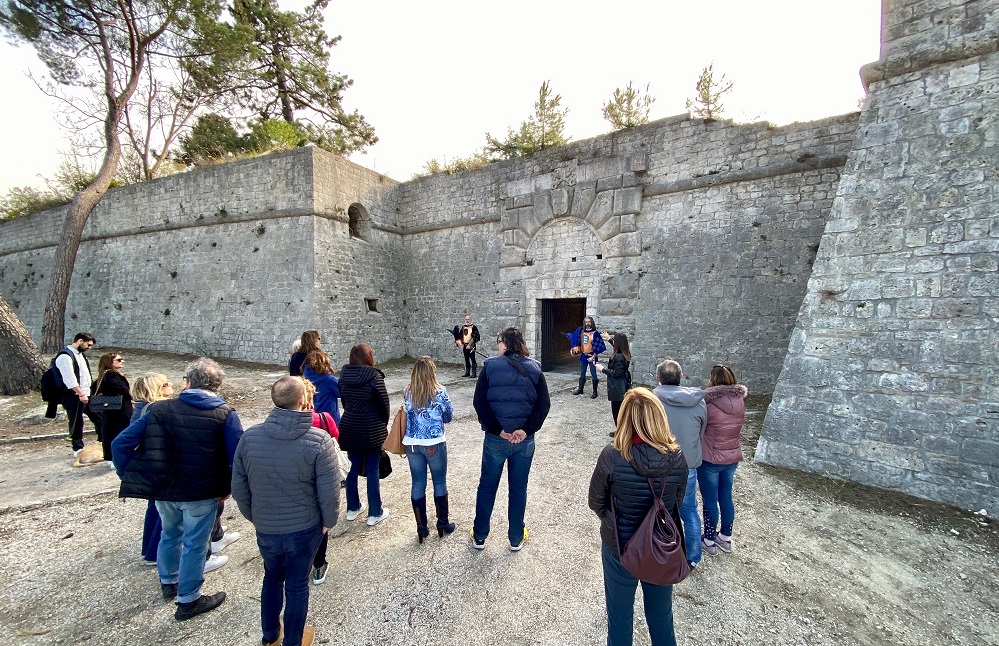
3, 0, 992, 516
758, 0, 999, 514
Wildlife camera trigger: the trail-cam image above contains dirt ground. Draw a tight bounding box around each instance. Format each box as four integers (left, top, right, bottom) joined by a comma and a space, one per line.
0, 349, 996, 645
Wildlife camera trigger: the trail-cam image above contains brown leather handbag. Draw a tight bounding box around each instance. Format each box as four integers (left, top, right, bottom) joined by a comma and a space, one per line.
611, 477, 691, 586
383, 406, 406, 456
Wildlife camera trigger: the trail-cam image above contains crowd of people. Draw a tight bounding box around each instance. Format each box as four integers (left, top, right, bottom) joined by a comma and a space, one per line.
44, 319, 747, 646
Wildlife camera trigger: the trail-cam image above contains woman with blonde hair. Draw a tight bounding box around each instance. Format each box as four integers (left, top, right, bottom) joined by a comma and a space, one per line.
588, 388, 688, 646
403, 356, 455, 543
128, 373, 174, 566
92, 352, 133, 461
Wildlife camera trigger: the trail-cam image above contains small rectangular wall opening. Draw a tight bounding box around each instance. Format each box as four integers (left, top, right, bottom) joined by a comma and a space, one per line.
365, 298, 379, 312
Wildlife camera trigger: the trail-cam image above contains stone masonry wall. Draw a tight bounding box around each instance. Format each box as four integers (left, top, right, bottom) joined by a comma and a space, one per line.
757, 0, 999, 513
394, 114, 857, 391
0, 148, 401, 364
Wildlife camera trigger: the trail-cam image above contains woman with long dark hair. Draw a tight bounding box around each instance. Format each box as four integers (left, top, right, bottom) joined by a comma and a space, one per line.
698, 364, 748, 556
588, 388, 688, 646
403, 356, 455, 543
92, 352, 133, 461
289, 330, 321, 376
595, 333, 632, 427
337, 343, 391, 527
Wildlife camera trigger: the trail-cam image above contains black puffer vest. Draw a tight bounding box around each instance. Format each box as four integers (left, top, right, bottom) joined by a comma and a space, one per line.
119, 398, 232, 502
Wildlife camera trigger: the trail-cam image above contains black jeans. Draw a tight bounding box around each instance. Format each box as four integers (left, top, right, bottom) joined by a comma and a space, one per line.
463, 347, 477, 373
61, 394, 85, 451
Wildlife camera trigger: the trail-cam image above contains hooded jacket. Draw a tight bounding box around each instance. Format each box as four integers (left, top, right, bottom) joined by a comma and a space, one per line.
702, 384, 748, 465
231, 406, 341, 535
588, 441, 688, 551
337, 364, 390, 452
652, 385, 707, 469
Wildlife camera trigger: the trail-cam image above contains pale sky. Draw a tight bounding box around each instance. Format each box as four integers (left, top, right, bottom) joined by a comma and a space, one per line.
0, 0, 882, 192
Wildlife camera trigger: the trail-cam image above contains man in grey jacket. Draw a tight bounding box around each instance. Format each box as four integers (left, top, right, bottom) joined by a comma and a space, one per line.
653, 357, 707, 568
232, 376, 341, 646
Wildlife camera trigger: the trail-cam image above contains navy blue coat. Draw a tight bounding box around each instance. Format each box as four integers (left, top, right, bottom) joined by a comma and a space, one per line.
472, 352, 551, 436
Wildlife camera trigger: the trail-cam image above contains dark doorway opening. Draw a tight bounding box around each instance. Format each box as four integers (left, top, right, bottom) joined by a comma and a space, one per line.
540, 298, 587, 372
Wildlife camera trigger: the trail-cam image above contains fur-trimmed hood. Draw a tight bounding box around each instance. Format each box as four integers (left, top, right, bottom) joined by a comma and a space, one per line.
704, 384, 748, 403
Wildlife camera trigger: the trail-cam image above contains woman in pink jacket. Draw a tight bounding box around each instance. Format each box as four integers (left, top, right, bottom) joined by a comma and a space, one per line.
697, 364, 748, 556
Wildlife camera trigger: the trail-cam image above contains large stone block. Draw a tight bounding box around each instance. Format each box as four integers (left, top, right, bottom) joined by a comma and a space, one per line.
585, 190, 615, 230
613, 187, 644, 216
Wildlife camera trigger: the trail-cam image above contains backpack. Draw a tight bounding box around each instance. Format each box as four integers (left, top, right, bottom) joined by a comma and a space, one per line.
40, 349, 75, 403
612, 477, 691, 586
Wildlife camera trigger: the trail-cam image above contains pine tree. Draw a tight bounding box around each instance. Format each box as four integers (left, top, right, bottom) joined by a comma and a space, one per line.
602, 82, 656, 129
685, 64, 734, 120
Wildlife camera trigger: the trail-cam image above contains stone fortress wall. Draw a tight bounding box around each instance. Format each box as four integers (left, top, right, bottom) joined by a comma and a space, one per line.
0, 0, 994, 512
756, 0, 999, 514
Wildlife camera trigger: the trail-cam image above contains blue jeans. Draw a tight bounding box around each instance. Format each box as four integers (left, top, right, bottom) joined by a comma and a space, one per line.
601, 545, 676, 646
155, 498, 217, 604
680, 468, 701, 564
346, 450, 383, 516
256, 524, 324, 646
579, 358, 598, 381
406, 442, 449, 499
472, 433, 535, 545
697, 461, 738, 540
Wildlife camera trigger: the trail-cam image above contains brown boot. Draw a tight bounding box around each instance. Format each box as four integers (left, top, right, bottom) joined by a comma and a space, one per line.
301, 625, 315, 646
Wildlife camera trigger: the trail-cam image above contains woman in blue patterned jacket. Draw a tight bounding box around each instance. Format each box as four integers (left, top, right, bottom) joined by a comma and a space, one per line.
403, 356, 455, 543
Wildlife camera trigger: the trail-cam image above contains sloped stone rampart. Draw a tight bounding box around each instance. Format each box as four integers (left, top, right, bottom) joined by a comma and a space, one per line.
757, 0, 999, 513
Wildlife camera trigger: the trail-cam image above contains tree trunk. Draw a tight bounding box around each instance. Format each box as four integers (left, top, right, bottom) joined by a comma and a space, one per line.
40, 119, 123, 354
0, 294, 46, 395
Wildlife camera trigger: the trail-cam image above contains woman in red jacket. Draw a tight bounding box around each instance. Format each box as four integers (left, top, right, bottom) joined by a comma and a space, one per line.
697, 364, 748, 555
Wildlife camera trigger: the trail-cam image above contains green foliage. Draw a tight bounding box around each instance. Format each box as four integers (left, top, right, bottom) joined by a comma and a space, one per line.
178, 114, 312, 165
0, 187, 68, 221
416, 153, 491, 178
179, 114, 244, 164
243, 118, 307, 152
0, 160, 124, 221
485, 81, 570, 159
685, 63, 734, 120
230, 0, 376, 155
602, 81, 656, 130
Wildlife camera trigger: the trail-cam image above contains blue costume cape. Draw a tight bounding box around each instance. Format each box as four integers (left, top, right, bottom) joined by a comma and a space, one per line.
564, 326, 606, 362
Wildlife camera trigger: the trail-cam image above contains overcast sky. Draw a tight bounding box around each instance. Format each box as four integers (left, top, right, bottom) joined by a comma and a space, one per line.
0, 0, 882, 192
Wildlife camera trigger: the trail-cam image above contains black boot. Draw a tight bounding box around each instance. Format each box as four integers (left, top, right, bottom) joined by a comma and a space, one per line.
412, 497, 430, 543
462, 369, 470, 377
591, 380, 599, 399
574, 378, 585, 395
471, 366, 477, 378
434, 494, 456, 537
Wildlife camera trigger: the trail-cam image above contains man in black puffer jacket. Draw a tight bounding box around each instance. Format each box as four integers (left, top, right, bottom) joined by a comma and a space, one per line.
471, 327, 551, 551
232, 376, 340, 646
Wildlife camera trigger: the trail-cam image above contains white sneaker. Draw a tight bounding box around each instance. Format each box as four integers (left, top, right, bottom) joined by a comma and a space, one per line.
203, 554, 228, 574
211, 532, 240, 553
345, 503, 366, 522
366, 508, 390, 527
